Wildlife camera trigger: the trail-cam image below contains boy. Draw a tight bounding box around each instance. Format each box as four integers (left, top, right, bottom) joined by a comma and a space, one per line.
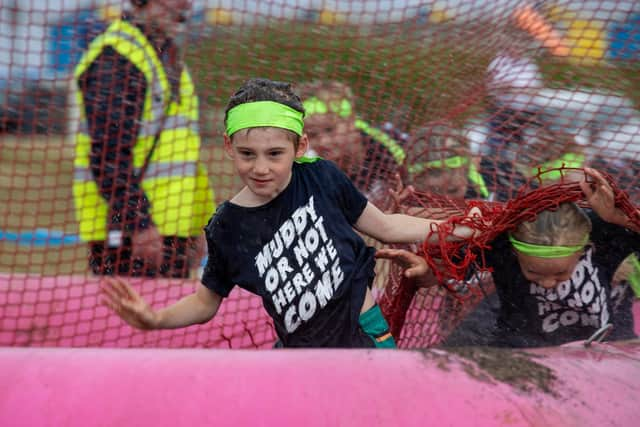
102, 78, 475, 348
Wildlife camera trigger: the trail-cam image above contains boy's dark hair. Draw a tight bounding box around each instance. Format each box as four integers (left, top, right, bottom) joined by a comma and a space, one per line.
224, 78, 305, 145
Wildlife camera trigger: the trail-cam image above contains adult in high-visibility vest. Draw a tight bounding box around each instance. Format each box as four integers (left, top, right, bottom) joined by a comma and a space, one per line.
73, 0, 214, 278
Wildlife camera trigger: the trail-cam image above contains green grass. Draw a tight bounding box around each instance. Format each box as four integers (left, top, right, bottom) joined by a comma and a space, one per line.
0, 136, 236, 274
2, 23, 639, 274
186, 24, 640, 129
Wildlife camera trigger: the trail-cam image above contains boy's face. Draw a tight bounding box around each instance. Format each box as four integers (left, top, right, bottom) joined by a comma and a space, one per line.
516, 252, 582, 289
224, 127, 308, 204
304, 113, 363, 165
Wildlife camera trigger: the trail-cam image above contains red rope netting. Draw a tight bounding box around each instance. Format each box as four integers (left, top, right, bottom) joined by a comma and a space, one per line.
423, 167, 640, 282
380, 167, 640, 345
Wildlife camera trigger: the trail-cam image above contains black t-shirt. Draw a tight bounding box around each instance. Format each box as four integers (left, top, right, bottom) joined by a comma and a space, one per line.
485, 211, 639, 348
202, 159, 376, 348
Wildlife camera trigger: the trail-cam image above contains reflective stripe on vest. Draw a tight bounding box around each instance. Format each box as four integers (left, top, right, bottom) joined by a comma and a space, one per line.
77, 113, 198, 138
355, 119, 406, 165
75, 25, 166, 141
73, 161, 198, 182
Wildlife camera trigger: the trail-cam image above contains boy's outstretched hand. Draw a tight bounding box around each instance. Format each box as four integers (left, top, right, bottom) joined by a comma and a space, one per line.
376, 248, 429, 279
101, 277, 159, 330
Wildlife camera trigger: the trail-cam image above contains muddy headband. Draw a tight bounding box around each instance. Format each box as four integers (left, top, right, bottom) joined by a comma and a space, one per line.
509, 234, 589, 258
226, 101, 304, 136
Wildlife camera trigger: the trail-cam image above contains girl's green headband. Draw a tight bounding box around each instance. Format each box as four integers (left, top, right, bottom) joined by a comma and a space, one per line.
226, 101, 304, 136
303, 97, 353, 118
407, 156, 469, 175
509, 234, 588, 258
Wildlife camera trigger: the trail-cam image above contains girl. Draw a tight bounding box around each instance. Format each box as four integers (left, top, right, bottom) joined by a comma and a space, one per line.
378, 168, 639, 347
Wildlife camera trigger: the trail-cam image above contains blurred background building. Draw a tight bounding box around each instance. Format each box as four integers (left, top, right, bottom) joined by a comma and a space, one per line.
0, 0, 638, 134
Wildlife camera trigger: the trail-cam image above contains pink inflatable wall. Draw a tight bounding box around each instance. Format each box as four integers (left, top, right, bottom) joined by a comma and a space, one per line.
1, 274, 639, 426
1, 343, 639, 427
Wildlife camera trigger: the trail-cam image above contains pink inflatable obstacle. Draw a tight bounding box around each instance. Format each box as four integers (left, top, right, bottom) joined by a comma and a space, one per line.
1, 342, 639, 427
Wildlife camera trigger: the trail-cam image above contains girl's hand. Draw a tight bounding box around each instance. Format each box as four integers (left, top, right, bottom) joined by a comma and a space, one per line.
376, 248, 429, 279
101, 277, 159, 330
580, 168, 625, 225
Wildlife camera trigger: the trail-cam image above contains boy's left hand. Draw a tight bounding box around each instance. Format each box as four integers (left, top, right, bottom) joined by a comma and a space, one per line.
376, 248, 429, 279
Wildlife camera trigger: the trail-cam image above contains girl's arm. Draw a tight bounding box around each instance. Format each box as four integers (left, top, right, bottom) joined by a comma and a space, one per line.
101, 278, 222, 330
355, 201, 480, 244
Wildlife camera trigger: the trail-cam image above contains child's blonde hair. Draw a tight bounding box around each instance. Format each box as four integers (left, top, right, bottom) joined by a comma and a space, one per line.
512, 202, 592, 246
297, 80, 355, 108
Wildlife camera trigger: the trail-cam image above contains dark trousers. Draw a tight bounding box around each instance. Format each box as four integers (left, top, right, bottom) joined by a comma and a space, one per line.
89, 236, 192, 278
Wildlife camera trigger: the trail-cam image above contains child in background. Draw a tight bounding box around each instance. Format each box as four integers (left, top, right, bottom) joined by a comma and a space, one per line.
297, 80, 406, 206
378, 168, 639, 347
102, 78, 477, 348
387, 123, 497, 346
405, 123, 490, 200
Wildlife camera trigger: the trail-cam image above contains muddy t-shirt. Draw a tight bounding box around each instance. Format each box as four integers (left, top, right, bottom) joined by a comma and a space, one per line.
485, 211, 639, 347
202, 159, 376, 347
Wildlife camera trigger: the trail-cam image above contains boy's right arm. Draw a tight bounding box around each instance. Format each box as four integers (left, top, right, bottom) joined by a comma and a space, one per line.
101, 278, 222, 330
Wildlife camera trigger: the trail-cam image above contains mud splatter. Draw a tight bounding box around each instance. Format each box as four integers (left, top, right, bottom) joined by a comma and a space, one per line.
426, 346, 557, 394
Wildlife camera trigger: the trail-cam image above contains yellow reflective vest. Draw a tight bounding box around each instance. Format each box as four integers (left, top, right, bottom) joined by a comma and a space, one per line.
72, 19, 214, 241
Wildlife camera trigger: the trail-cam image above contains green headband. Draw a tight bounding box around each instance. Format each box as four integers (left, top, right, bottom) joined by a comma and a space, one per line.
629, 254, 640, 298
226, 101, 304, 136
407, 156, 469, 175
303, 97, 353, 118
509, 234, 589, 258
407, 156, 489, 198
533, 152, 586, 179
